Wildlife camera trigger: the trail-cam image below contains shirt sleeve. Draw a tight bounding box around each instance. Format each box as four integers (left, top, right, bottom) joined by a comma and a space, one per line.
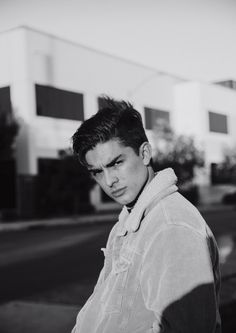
93, 222, 118, 293
140, 225, 219, 333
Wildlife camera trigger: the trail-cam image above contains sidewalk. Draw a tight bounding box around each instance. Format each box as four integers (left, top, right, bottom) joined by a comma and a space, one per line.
0, 211, 120, 233
0, 204, 235, 233
0, 301, 80, 333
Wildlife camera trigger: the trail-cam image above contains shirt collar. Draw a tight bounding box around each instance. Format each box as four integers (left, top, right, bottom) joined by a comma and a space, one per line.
117, 168, 178, 236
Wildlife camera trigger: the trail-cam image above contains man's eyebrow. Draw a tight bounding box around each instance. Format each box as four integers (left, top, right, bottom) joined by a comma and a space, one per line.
105, 154, 123, 168
87, 154, 123, 172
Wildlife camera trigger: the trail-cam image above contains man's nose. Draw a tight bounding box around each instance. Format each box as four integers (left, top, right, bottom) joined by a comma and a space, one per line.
104, 169, 118, 187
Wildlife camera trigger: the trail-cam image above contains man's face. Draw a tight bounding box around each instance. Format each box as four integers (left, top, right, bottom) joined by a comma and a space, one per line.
85, 139, 151, 206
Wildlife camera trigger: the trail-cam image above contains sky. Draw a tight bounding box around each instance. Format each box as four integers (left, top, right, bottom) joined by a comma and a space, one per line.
0, 0, 236, 82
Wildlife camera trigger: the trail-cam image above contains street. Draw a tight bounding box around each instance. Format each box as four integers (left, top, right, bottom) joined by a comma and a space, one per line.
0, 206, 236, 332
1, 208, 236, 304
0, 223, 113, 304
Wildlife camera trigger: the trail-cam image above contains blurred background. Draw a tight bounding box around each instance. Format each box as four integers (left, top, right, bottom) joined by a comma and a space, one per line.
0, 0, 236, 332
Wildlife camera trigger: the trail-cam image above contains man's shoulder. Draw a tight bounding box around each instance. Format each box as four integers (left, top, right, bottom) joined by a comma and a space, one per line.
146, 192, 208, 238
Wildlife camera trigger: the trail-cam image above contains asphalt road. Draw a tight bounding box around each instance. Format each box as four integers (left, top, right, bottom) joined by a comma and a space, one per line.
1, 208, 236, 302
1, 207, 236, 332
0, 223, 113, 304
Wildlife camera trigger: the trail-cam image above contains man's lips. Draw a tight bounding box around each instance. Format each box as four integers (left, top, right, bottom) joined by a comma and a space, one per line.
111, 187, 126, 198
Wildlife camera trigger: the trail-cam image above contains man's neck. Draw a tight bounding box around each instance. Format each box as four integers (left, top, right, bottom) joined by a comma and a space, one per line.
126, 166, 155, 212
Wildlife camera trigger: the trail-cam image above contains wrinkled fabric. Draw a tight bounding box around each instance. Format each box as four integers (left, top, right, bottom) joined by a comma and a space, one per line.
72, 168, 221, 333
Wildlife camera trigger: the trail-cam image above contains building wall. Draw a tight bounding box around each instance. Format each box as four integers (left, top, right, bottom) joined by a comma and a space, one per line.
174, 81, 236, 186
174, 82, 236, 162
0, 27, 184, 178
0, 32, 11, 86
201, 83, 236, 163
1, 26, 236, 187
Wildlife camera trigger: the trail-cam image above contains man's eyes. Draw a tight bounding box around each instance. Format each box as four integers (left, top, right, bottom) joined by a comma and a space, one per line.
114, 160, 123, 166
90, 170, 102, 177
89, 160, 123, 177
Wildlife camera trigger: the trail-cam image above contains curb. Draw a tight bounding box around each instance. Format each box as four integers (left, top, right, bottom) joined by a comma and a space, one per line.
0, 301, 80, 333
0, 204, 235, 233
0, 212, 119, 233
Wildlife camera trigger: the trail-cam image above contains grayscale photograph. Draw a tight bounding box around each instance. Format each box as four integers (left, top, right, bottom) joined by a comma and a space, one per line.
0, 0, 236, 332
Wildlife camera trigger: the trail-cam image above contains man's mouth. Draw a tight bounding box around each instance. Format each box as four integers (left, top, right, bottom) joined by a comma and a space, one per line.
111, 187, 126, 198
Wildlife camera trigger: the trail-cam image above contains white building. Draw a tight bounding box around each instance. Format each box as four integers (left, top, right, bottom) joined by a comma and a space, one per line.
0, 26, 236, 215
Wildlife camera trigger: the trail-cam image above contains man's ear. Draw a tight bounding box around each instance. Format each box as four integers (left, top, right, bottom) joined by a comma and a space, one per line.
139, 142, 152, 166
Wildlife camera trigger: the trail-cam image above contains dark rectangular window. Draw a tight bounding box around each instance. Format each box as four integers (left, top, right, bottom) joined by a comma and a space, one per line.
211, 163, 233, 185
144, 107, 170, 130
0, 159, 16, 209
0, 86, 11, 114
35, 84, 84, 121
208, 111, 228, 134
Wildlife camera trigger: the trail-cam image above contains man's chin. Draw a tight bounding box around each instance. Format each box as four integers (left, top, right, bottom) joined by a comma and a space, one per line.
113, 196, 133, 206
107, 191, 134, 206
112, 198, 125, 205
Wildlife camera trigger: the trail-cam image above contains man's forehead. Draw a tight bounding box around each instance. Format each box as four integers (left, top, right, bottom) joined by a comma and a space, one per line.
85, 140, 128, 168
87, 154, 122, 170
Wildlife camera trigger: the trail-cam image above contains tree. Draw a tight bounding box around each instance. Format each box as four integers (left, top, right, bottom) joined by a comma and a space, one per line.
0, 111, 19, 160
221, 145, 236, 184
223, 146, 236, 169
219, 145, 236, 204
152, 119, 204, 184
152, 120, 204, 204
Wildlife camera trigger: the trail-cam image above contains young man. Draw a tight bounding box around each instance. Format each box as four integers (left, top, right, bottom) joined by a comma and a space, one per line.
71, 97, 221, 333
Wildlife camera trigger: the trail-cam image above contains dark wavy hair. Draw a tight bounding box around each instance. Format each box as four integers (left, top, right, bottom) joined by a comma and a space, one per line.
72, 97, 149, 166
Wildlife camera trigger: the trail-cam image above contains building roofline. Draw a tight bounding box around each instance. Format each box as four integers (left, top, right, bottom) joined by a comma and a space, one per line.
0, 25, 187, 82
